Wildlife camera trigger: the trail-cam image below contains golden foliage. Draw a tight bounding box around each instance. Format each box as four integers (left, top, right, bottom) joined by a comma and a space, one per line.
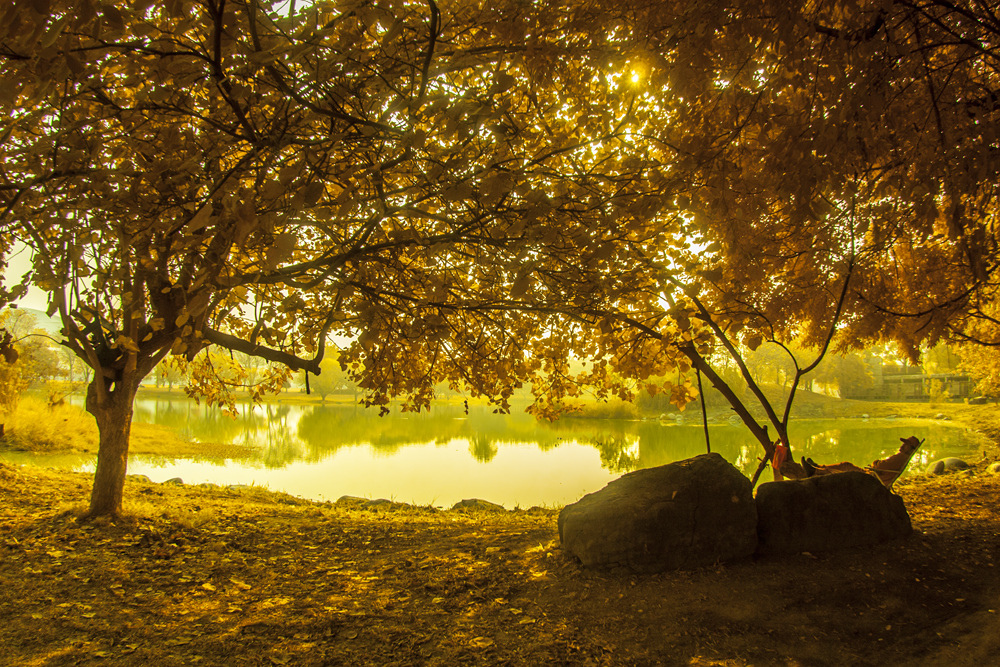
3, 1, 1000, 509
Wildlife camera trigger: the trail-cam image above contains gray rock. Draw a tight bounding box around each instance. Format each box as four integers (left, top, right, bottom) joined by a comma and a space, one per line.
987, 462, 1000, 475
163, 477, 184, 485
226, 484, 252, 492
335, 495, 369, 506
127, 474, 152, 483
926, 458, 970, 475
558, 453, 757, 572
755, 472, 912, 557
934, 413, 948, 420
969, 396, 989, 405
451, 498, 505, 512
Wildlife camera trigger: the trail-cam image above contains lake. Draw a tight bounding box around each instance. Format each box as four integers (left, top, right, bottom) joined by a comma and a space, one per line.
3, 396, 986, 508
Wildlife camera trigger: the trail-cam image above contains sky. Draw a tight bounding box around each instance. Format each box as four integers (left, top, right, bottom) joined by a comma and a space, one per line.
4, 243, 49, 311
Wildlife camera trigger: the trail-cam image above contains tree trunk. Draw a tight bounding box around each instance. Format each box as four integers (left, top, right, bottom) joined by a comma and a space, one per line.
86, 378, 140, 517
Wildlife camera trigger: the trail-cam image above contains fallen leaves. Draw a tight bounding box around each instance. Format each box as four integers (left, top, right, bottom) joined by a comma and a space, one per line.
229, 577, 251, 590
2, 462, 1000, 666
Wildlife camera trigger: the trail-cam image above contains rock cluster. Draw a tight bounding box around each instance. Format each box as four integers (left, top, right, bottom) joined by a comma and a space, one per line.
560, 454, 913, 572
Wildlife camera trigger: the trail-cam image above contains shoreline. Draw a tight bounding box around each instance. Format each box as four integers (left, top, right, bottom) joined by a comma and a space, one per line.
3, 398, 998, 513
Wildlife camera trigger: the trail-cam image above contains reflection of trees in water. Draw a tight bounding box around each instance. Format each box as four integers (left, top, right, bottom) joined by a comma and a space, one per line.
134, 398, 306, 466
133, 399, 195, 432
732, 444, 758, 474
468, 435, 498, 463
130, 396, 983, 477
133, 398, 256, 443
294, 404, 566, 459
591, 435, 640, 473
202, 403, 266, 445
584, 424, 752, 475
800, 428, 843, 458
591, 420, 983, 479
253, 404, 306, 468
787, 420, 983, 470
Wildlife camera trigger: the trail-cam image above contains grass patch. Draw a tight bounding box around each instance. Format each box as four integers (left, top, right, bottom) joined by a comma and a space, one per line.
1, 397, 98, 451
1, 396, 254, 459
124, 495, 218, 530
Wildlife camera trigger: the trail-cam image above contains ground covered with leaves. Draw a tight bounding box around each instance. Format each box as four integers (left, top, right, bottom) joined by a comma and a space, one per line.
0, 465, 998, 666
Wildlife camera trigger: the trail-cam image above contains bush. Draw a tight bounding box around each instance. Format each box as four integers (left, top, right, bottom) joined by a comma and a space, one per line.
0, 360, 29, 416
2, 397, 99, 452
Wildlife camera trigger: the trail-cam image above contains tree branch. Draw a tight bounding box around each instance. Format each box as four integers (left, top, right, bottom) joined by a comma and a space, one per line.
202, 326, 325, 373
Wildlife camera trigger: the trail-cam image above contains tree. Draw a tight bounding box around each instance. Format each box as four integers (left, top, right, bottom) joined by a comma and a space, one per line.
59, 344, 92, 385
959, 343, 1000, 398
0, 308, 60, 386
0, 331, 28, 423
154, 358, 186, 392
1, 0, 670, 514
308, 355, 350, 402
744, 343, 796, 389
812, 353, 874, 400
4, 0, 999, 515
561, 0, 1000, 470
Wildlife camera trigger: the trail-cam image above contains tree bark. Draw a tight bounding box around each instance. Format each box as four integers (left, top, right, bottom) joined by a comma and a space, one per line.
86, 377, 140, 517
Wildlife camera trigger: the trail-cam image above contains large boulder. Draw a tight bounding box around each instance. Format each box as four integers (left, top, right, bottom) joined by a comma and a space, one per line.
558, 453, 757, 572
755, 472, 912, 557
926, 458, 970, 475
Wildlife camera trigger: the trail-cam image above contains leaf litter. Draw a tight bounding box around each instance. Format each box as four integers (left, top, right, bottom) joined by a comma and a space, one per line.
1, 461, 999, 666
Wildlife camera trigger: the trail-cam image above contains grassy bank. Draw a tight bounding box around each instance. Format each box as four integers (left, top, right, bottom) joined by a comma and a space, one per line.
0, 396, 254, 459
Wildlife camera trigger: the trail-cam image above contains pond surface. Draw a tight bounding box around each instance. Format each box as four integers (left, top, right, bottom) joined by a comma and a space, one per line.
3, 397, 986, 508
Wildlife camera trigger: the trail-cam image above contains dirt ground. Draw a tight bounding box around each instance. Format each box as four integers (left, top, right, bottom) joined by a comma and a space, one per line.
1, 461, 999, 667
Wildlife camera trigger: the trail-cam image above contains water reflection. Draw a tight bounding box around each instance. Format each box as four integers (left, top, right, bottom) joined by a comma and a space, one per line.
102, 397, 995, 475
592, 435, 640, 474
28, 396, 986, 507
587, 418, 982, 478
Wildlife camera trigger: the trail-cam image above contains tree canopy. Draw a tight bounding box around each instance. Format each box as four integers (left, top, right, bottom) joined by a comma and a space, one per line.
2, 0, 999, 514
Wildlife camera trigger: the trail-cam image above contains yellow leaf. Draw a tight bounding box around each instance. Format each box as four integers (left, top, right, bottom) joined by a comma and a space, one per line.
264, 233, 296, 270
114, 335, 140, 353
301, 181, 325, 205
189, 204, 213, 231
